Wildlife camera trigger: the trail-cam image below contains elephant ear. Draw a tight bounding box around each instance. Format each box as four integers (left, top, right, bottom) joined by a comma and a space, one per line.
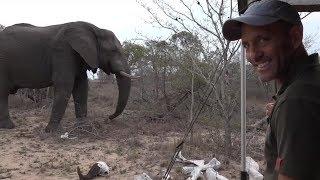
65, 27, 99, 68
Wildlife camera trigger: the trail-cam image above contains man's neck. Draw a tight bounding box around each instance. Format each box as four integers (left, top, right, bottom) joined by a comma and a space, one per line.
275, 45, 308, 86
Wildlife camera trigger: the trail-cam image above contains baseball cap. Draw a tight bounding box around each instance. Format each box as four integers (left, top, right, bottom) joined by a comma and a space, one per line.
222, 0, 301, 41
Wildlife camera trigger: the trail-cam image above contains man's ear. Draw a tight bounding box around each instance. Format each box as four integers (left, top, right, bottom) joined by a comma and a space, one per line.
289, 25, 303, 49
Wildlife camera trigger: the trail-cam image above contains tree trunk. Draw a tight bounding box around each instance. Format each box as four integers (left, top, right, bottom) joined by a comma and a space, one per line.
138, 62, 146, 101
152, 62, 160, 101
162, 67, 171, 110
224, 117, 232, 163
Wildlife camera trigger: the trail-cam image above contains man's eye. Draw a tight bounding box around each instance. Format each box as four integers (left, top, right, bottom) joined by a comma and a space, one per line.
258, 38, 269, 45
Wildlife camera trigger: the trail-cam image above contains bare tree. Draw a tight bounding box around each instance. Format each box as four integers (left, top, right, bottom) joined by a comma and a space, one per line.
304, 32, 320, 53
123, 41, 149, 101
139, 0, 241, 160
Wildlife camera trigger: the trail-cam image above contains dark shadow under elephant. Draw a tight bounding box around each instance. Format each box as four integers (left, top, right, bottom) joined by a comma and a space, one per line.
0, 21, 134, 132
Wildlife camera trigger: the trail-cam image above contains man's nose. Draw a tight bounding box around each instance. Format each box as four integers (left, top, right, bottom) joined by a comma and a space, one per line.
246, 46, 263, 63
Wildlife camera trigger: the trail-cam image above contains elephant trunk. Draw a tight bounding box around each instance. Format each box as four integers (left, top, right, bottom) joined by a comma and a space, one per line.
108, 72, 131, 120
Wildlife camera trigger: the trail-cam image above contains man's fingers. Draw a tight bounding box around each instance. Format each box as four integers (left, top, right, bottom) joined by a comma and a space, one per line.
265, 102, 275, 116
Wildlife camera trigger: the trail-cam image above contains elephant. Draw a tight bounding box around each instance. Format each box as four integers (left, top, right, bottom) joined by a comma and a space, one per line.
0, 21, 133, 132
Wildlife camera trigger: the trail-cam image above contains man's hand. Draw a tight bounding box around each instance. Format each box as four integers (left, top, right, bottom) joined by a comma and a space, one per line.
265, 102, 275, 116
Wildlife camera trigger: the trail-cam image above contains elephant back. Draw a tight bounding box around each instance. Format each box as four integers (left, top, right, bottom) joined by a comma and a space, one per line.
1, 22, 100, 70
0, 24, 58, 88
2, 24, 61, 49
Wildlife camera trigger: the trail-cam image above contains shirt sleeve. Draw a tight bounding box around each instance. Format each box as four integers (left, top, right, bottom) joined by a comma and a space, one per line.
274, 98, 320, 178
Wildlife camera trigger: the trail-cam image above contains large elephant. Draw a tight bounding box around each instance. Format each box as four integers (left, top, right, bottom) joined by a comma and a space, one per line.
0, 21, 132, 132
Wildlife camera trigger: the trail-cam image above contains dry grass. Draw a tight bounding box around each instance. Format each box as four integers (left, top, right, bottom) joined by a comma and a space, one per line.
0, 81, 266, 179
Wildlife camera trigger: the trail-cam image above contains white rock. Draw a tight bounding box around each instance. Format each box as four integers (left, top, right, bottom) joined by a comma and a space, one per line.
206, 158, 221, 170
97, 161, 110, 176
178, 151, 226, 180
205, 168, 229, 180
246, 157, 263, 180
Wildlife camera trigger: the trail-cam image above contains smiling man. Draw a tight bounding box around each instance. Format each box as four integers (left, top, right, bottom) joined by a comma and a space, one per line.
223, 0, 320, 180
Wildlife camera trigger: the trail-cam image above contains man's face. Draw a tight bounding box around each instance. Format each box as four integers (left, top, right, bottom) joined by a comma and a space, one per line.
241, 22, 293, 82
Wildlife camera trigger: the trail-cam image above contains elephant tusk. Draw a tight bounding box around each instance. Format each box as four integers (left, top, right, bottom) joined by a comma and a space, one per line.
119, 71, 140, 80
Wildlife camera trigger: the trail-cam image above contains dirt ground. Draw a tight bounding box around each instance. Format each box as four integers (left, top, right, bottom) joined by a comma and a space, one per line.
0, 82, 266, 180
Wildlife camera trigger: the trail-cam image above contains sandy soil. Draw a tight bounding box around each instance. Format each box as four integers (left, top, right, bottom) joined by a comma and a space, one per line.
0, 83, 266, 180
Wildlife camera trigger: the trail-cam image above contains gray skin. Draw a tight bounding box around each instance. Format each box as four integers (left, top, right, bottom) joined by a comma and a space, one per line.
0, 21, 131, 132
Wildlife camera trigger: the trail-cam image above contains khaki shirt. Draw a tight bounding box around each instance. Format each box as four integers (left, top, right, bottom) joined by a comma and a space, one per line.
264, 53, 320, 180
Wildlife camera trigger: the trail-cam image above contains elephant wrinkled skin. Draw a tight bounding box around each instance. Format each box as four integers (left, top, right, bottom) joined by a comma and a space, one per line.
0, 21, 131, 132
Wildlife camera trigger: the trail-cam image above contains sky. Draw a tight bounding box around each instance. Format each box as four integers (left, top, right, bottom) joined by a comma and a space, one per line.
0, 0, 319, 48
0, 0, 158, 42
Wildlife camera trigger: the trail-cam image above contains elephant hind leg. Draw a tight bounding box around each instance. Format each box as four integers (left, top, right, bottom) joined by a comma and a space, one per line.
0, 94, 15, 128
0, 120, 15, 129
0, 71, 15, 129
0, 95, 15, 129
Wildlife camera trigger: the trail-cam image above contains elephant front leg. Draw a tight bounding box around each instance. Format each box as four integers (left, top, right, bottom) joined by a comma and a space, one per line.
45, 84, 73, 133
0, 95, 15, 129
72, 76, 88, 125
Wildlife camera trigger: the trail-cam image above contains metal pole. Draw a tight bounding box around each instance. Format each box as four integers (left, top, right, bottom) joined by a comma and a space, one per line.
240, 45, 249, 180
